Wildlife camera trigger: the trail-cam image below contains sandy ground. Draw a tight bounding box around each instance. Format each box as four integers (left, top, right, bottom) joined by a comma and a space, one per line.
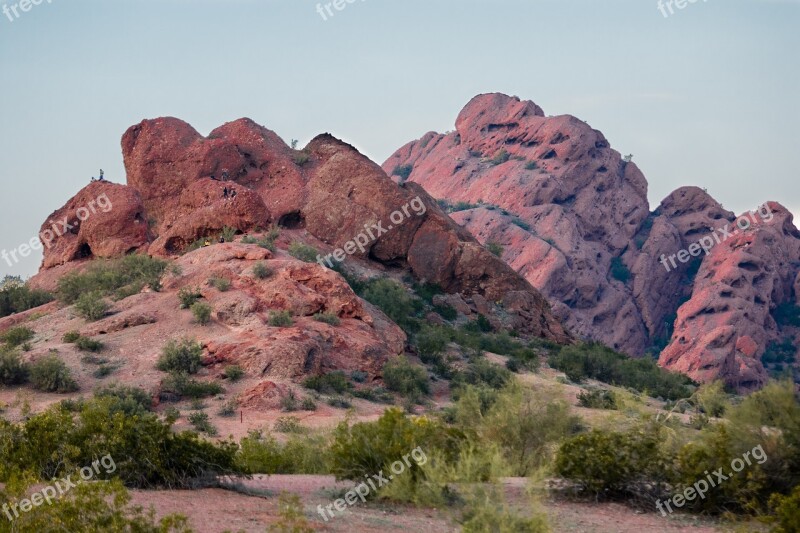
127, 475, 745, 533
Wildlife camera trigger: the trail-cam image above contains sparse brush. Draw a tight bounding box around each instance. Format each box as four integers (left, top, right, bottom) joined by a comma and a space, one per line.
313, 312, 340, 326
269, 311, 294, 328
191, 302, 213, 325
252, 262, 273, 280
178, 287, 203, 309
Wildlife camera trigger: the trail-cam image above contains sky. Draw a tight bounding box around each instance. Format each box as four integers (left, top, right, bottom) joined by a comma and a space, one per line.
0, 0, 798, 279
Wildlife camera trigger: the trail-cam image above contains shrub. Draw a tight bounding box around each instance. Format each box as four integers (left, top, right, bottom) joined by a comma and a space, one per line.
208, 276, 231, 292
524, 160, 538, 171
392, 164, 414, 181
224, 365, 245, 381
57, 255, 168, 303
288, 241, 319, 263
252, 262, 273, 279
292, 152, 311, 166
191, 302, 213, 325
382, 356, 429, 400
75, 336, 104, 352
0, 396, 240, 488
220, 226, 237, 243
62, 330, 81, 343
241, 228, 280, 252
327, 396, 353, 409
416, 325, 449, 363
29, 355, 79, 393
236, 430, 330, 475
157, 338, 203, 374
93, 383, 152, 416
93, 365, 115, 378
555, 424, 668, 497
303, 371, 351, 394
1, 326, 34, 347
2, 479, 192, 532
160, 372, 222, 401
362, 278, 418, 331
773, 302, 800, 327
0, 279, 54, 319
548, 342, 693, 400
268, 493, 314, 533
301, 397, 317, 411
433, 303, 458, 321
577, 388, 617, 410
350, 370, 368, 383
313, 312, 340, 326
489, 149, 511, 166
486, 241, 504, 257
74, 291, 109, 321
452, 358, 512, 393
268, 310, 294, 327
218, 399, 237, 417
0, 348, 29, 385
460, 485, 549, 533
352, 387, 394, 404
510, 217, 531, 231
770, 485, 800, 533
610, 257, 631, 283
177, 287, 203, 309
187, 412, 217, 436
274, 416, 305, 434
281, 389, 299, 412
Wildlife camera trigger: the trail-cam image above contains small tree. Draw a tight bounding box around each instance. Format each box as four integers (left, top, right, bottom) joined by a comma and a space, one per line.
191, 302, 212, 325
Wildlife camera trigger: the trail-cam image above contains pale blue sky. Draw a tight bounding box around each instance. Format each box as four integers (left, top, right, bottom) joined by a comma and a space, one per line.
1, 0, 798, 278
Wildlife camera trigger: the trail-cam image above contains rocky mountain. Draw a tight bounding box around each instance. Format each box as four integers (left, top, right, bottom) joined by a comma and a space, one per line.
20, 116, 569, 409
383, 93, 800, 391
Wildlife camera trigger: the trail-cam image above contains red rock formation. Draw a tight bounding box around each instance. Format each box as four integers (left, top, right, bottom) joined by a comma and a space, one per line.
384, 93, 800, 390
659, 203, 800, 390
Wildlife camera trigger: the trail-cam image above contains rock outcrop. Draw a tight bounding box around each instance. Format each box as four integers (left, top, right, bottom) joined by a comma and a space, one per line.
384, 93, 800, 389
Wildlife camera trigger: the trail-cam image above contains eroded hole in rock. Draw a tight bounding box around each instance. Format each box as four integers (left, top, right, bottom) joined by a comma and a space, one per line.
303, 348, 318, 373
278, 211, 305, 229
73, 243, 93, 260
542, 149, 557, 160
164, 237, 187, 255
738, 261, 760, 272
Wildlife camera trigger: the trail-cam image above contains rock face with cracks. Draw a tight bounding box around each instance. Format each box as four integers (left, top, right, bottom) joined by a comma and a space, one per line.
384, 93, 800, 390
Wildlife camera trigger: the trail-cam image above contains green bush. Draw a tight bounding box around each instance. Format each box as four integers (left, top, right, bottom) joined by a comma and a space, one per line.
191, 302, 213, 325
274, 416, 305, 434
0, 326, 34, 347
93, 383, 152, 416
157, 338, 203, 374
548, 342, 693, 400
303, 371, 352, 394
392, 164, 414, 181
770, 485, 800, 533
489, 149, 511, 166
57, 255, 168, 303
0, 278, 54, 319
177, 287, 203, 309
362, 278, 419, 331
220, 226, 237, 243
224, 365, 245, 381
773, 302, 800, 327
281, 389, 299, 412
0, 479, 192, 532
610, 257, 631, 283
218, 399, 238, 417
313, 312, 340, 326
241, 228, 279, 252
74, 291, 109, 321
0, 396, 240, 487
452, 358, 512, 393
236, 430, 330, 475
486, 241, 504, 257
416, 325, 449, 364
160, 372, 222, 401
269, 310, 294, 327
29, 355, 79, 393
382, 356, 430, 400
0, 348, 29, 385
555, 424, 668, 497
188, 412, 217, 436
75, 336, 104, 352
252, 262, 273, 279
524, 160, 538, 171
288, 241, 319, 263
62, 330, 81, 343
301, 397, 317, 411
208, 276, 231, 292
577, 389, 618, 410
460, 485, 549, 533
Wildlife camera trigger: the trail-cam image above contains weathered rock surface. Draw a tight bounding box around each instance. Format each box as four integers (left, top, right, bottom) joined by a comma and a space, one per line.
384, 93, 800, 389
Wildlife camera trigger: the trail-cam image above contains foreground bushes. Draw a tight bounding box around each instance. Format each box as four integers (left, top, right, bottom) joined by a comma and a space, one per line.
0, 480, 191, 532
0, 396, 240, 488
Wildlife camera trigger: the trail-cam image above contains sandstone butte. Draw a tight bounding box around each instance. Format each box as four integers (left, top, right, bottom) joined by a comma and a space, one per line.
17, 116, 570, 406
383, 93, 800, 392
